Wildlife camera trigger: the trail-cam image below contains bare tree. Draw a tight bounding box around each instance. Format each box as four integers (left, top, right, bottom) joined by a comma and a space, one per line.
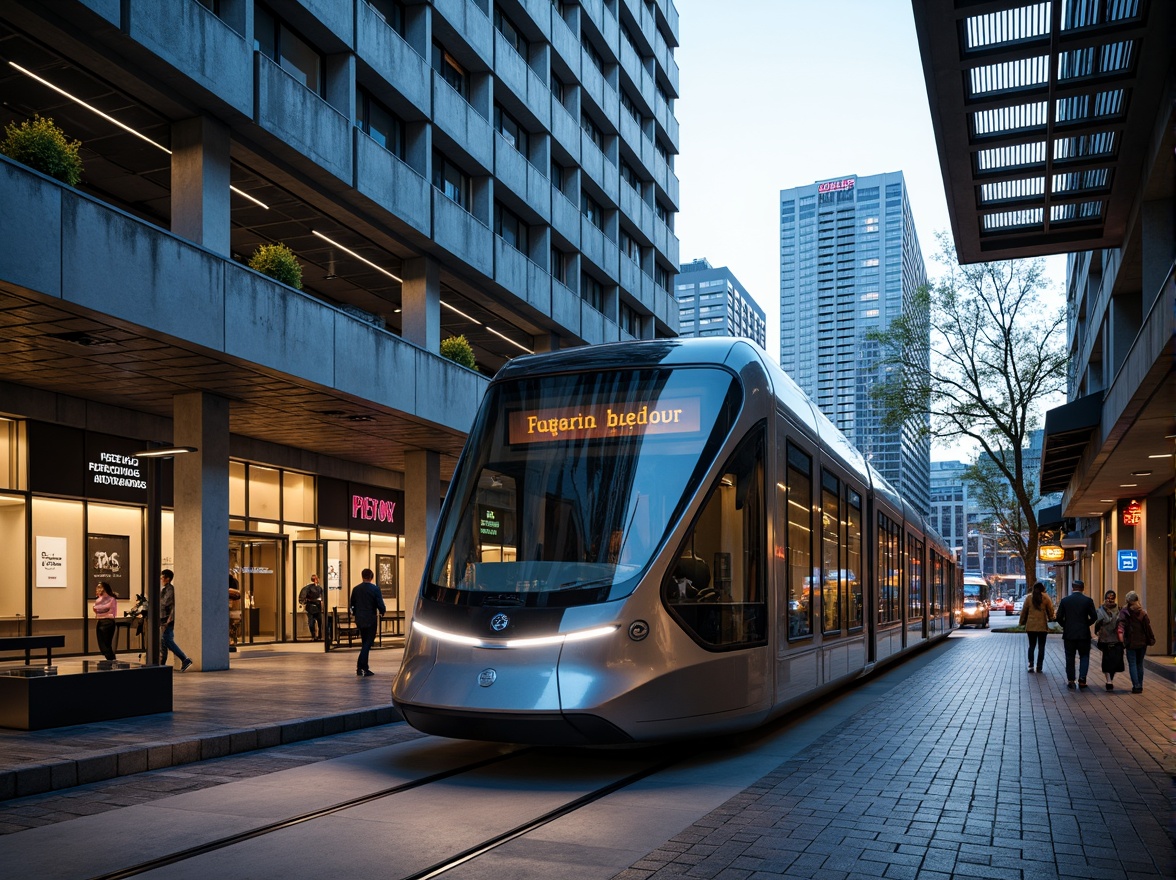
868, 233, 1068, 579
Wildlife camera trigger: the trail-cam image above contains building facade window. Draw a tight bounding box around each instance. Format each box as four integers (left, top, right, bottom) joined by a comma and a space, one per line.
494, 9, 529, 58
581, 271, 605, 311
256, 5, 324, 95
581, 112, 604, 151
357, 89, 405, 158
366, 0, 405, 34
433, 151, 471, 210
495, 202, 528, 253
494, 104, 529, 156
581, 190, 604, 229
432, 42, 468, 100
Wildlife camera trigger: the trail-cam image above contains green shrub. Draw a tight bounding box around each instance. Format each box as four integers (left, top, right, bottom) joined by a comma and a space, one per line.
249, 243, 303, 290
440, 334, 476, 369
0, 114, 83, 186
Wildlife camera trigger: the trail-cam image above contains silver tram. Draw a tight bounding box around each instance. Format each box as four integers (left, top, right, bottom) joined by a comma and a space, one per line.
392, 338, 959, 744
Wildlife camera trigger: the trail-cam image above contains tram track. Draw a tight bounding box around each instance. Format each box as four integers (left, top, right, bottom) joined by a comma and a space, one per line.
81, 741, 691, 880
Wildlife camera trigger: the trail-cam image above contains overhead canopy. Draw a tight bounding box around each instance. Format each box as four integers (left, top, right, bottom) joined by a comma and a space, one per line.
1038, 392, 1102, 494
911, 0, 1173, 263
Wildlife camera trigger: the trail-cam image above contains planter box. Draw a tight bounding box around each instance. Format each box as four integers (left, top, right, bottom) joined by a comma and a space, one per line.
0, 662, 172, 730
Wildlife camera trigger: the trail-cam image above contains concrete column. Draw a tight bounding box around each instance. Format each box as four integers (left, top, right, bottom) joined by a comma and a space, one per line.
173, 392, 231, 671
533, 331, 560, 352
1141, 494, 1170, 655
402, 256, 441, 352
403, 449, 440, 629
171, 117, 231, 256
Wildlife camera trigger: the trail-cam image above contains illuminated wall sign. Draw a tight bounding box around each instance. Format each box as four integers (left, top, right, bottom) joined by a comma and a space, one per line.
817, 177, 855, 194
1038, 545, 1065, 562
352, 494, 397, 525
1121, 500, 1141, 526
508, 398, 702, 445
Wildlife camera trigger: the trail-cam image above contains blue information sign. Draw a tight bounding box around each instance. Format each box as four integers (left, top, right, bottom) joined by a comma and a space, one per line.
1117, 550, 1138, 572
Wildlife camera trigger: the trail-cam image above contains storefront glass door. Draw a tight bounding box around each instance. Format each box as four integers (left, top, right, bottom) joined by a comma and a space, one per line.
229, 537, 284, 644
293, 540, 325, 642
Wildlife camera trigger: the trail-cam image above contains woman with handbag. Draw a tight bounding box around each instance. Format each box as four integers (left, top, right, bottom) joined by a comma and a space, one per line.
1094, 589, 1123, 690
1117, 591, 1156, 694
1019, 581, 1055, 673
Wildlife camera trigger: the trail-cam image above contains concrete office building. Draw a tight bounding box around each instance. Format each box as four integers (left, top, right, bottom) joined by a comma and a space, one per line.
0, 0, 681, 669
779, 171, 931, 514
673, 258, 766, 347
914, 0, 1173, 653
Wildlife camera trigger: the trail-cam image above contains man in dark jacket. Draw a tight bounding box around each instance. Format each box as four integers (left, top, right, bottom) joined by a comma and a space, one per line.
349, 568, 385, 677
1056, 579, 1098, 689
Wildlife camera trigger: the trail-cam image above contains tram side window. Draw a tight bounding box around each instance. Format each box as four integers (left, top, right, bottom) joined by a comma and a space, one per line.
821, 471, 841, 634
877, 513, 900, 625
784, 443, 812, 639
846, 488, 863, 630
907, 535, 924, 621
664, 429, 766, 649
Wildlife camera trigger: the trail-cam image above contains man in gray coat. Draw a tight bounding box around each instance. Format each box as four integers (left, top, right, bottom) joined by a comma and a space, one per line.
1056, 579, 1098, 689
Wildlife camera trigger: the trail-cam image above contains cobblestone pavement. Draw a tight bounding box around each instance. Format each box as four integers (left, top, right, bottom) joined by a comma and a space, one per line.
615, 631, 1173, 880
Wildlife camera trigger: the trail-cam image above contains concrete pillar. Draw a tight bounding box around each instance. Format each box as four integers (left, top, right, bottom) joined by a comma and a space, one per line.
173, 392, 231, 671
402, 256, 440, 352
171, 117, 231, 256
403, 449, 440, 629
1141, 493, 1170, 655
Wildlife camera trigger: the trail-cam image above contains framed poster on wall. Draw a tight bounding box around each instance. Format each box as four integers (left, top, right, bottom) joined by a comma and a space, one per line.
327, 558, 342, 591
375, 554, 397, 604
88, 533, 132, 599
36, 536, 68, 588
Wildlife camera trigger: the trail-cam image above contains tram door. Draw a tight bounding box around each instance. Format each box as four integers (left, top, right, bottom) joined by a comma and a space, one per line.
293, 540, 325, 642
229, 537, 285, 644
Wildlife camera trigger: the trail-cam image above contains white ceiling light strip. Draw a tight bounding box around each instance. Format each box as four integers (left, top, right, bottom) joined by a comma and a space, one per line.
9, 61, 268, 209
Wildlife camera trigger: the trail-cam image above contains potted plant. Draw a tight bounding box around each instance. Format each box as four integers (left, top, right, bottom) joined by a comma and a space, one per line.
249, 243, 303, 290
440, 334, 476, 369
0, 114, 83, 186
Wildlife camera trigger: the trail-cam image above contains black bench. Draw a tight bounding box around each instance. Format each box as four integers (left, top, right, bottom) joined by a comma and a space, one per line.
0, 635, 66, 666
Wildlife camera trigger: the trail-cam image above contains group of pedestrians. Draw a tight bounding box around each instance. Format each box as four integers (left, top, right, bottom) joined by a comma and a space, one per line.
1020, 578, 1156, 693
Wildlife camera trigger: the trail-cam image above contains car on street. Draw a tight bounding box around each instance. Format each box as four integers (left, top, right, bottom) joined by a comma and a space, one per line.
992, 598, 1014, 615
1012, 597, 1025, 616
958, 598, 990, 628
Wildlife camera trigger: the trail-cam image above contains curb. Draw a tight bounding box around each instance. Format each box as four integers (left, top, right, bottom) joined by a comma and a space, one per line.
1143, 655, 1176, 682
0, 705, 402, 803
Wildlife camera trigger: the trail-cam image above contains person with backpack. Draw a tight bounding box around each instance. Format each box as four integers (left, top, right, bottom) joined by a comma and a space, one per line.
1116, 590, 1156, 693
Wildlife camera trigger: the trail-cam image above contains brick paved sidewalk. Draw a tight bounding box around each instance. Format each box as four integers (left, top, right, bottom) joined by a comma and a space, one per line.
617, 632, 1173, 880
0, 642, 403, 801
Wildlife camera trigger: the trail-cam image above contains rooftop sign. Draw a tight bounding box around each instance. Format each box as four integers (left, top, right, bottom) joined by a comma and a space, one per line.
817, 177, 855, 194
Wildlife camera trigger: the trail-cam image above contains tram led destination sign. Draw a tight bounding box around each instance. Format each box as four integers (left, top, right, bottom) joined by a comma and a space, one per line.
508, 398, 702, 444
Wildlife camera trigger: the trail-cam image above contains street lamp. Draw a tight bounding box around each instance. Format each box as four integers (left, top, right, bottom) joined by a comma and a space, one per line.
134, 445, 197, 666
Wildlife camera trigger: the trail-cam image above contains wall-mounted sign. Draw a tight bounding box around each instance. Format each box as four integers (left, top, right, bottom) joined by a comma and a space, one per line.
1121, 500, 1141, 526
1038, 545, 1065, 562
507, 398, 702, 445
1117, 549, 1138, 572
88, 533, 131, 599
36, 536, 68, 588
28, 422, 173, 505
817, 177, 855, 194
318, 477, 404, 535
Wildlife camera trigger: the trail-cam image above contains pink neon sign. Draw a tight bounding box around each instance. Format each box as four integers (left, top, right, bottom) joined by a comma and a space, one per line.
352, 494, 397, 524
817, 177, 855, 194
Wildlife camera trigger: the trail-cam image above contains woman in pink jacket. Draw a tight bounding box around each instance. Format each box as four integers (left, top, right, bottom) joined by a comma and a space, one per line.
93, 581, 118, 662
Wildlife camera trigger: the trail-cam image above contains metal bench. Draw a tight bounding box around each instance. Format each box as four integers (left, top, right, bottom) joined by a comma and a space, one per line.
0, 634, 66, 666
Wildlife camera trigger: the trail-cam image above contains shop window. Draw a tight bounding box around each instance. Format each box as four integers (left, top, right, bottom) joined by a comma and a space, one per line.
229, 461, 246, 517
283, 472, 315, 524
31, 497, 84, 650
0, 495, 27, 618
248, 465, 281, 520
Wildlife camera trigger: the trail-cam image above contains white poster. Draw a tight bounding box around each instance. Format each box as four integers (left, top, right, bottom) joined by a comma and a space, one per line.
327, 558, 342, 591
36, 536, 68, 588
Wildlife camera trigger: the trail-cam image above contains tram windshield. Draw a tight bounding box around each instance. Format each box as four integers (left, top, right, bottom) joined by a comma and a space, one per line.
427, 367, 742, 606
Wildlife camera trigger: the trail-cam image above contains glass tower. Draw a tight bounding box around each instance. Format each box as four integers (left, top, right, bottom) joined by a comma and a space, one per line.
779, 172, 930, 514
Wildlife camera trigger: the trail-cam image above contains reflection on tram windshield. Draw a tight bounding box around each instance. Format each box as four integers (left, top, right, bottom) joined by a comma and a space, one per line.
429, 368, 741, 603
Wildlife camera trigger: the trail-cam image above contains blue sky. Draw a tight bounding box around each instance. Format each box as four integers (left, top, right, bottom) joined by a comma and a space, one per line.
672, 0, 1068, 364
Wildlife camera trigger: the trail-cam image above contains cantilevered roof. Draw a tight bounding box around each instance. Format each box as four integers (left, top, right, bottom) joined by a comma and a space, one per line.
911, 0, 1173, 262
1039, 392, 1102, 494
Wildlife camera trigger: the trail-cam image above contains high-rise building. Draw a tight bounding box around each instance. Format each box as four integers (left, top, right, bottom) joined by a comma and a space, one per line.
779, 172, 930, 513
0, 0, 681, 667
673, 258, 766, 347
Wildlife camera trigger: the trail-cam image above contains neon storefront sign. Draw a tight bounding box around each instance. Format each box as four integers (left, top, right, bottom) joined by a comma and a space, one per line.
353, 494, 397, 525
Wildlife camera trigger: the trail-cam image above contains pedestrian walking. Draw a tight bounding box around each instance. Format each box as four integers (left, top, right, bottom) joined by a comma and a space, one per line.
299, 574, 324, 641
1094, 589, 1124, 690
1116, 590, 1156, 693
159, 569, 193, 672
1019, 581, 1055, 673
92, 581, 118, 662
1056, 579, 1098, 689
349, 568, 385, 678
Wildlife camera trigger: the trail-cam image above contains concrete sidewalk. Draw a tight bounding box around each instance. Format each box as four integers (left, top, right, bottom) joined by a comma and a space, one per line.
0, 641, 404, 801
